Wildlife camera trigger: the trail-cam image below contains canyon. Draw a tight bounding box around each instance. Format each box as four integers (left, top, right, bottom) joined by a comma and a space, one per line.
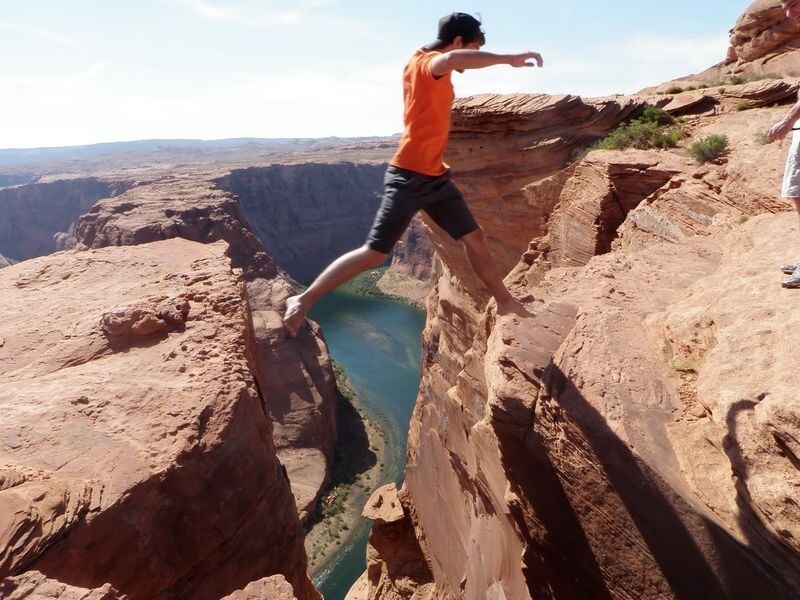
2, 1, 800, 598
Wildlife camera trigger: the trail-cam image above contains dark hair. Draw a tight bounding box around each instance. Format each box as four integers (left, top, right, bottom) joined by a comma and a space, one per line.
423, 13, 485, 51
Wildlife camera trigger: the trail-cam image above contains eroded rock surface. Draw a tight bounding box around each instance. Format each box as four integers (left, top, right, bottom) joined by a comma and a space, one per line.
74, 173, 338, 522
0, 571, 121, 599
221, 575, 298, 600
362, 13, 800, 597
0, 239, 318, 599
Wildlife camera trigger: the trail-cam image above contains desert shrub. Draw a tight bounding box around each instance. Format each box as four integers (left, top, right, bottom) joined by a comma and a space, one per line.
665, 85, 684, 94
730, 75, 746, 85
577, 106, 684, 158
735, 100, 752, 111
754, 132, 774, 145
687, 135, 729, 164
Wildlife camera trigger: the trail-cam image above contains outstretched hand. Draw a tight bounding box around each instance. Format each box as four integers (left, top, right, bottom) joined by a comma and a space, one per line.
508, 51, 543, 68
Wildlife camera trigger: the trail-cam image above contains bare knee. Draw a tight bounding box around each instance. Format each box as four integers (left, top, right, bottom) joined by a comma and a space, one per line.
361, 245, 389, 268
459, 227, 486, 251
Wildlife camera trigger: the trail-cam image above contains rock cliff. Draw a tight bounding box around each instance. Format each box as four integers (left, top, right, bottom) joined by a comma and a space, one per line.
0, 178, 131, 262
214, 163, 386, 283
649, 0, 800, 90
353, 6, 800, 599
74, 173, 338, 522
0, 239, 317, 599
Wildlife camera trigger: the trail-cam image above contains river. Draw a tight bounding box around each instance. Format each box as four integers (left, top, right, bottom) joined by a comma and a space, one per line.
309, 289, 425, 600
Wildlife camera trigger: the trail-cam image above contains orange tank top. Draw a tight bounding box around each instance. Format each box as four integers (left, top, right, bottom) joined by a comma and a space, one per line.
390, 50, 454, 177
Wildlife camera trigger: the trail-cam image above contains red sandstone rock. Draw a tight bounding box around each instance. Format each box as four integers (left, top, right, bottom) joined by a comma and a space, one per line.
0, 239, 318, 600
365, 6, 800, 597
0, 571, 121, 599
73, 174, 338, 523
348, 487, 435, 600
221, 575, 297, 600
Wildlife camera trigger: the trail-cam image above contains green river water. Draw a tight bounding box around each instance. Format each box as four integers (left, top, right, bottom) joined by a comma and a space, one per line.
309, 289, 426, 600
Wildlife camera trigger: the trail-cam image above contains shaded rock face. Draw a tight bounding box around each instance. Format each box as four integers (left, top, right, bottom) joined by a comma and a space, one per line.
365, 84, 800, 597
0, 178, 131, 262
389, 216, 435, 282
347, 485, 435, 600
0, 239, 318, 600
74, 174, 338, 523
215, 162, 387, 284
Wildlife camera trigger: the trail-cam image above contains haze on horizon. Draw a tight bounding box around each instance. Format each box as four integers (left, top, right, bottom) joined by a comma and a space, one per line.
2, 0, 745, 150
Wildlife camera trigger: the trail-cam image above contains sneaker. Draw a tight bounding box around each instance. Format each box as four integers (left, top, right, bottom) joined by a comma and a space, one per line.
781, 261, 800, 274
782, 270, 800, 289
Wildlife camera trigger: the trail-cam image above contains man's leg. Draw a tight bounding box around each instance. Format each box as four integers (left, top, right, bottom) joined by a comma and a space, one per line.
783, 199, 800, 288
282, 246, 388, 336
460, 227, 534, 318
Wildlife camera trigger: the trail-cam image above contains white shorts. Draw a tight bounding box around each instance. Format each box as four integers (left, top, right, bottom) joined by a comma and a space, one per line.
781, 130, 800, 198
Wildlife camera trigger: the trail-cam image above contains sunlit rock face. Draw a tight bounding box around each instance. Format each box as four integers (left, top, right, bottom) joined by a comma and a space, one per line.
0, 238, 319, 600
357, 23, 800, 598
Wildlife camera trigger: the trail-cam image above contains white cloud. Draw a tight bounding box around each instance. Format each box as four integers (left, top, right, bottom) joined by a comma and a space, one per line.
176, 0, 335, 26
0, 22, 74, 45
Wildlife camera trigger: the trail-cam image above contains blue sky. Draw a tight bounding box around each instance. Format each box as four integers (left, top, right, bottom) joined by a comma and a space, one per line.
1, 1, 746, 148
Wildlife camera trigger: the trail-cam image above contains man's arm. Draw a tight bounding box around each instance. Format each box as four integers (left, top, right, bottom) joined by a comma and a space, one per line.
429, 50, 543, 77
770, 90, 800, 140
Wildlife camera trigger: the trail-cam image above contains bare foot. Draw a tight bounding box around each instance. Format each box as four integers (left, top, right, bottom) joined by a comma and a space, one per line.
283, 294, 309, 338
496, 296, 536, 318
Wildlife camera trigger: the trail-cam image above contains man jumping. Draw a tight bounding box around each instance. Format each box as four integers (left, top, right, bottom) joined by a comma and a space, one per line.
283, 13, 541, 336
770, 0, 800, 288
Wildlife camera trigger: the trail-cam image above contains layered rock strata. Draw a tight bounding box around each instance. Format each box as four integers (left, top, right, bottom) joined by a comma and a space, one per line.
0, 239, 318, 599
0, 177, 131, 262
356, 83, 800, 598
74, 174, 338, 521
214, 162, 386, 283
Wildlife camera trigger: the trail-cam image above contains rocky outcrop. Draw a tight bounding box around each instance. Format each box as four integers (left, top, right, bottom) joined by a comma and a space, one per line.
0, 571, 121, 599
723, 0, 800, 77
0, 178, 131, 262
214, 162, 386, 283
221, 575, 298, 600
74, 173, 338, 522
389, 216, 435, 282
648, 1, 800, 90
346, 485, 435, 600
0, 239, 318, 599
363, 42, 800, 600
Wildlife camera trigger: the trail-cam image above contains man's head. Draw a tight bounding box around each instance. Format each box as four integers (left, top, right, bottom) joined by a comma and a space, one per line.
783, 0, 800, 23
424, 13, 485, 51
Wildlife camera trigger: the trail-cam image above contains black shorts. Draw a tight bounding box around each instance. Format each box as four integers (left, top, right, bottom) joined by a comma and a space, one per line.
365, 165, 479, 254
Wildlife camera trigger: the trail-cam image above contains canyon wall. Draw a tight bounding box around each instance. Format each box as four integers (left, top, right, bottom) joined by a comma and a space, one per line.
75, 173, 338, 522
0, 239, 314, 599
215, 162, 386, 283
355, 7, 800, 597
0, 178, 131, 262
